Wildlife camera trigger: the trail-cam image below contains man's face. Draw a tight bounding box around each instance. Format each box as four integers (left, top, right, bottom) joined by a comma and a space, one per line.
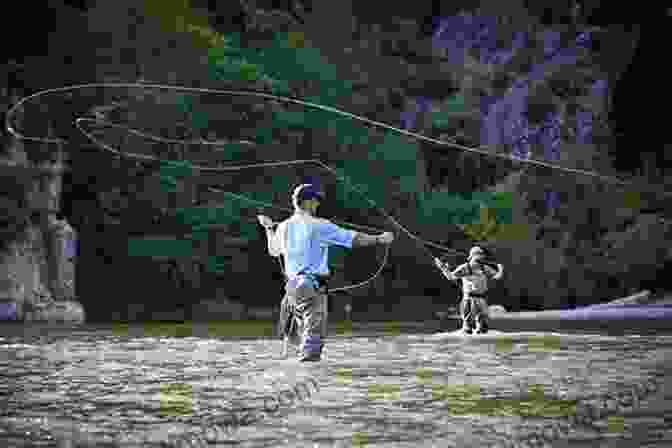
300, 197, 320, 214
469, 255, 483, 264
311, 190, 325, 209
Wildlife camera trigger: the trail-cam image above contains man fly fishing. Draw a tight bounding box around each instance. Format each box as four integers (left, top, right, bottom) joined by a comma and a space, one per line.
258, 183, 394, 361
434, 246, 504, 334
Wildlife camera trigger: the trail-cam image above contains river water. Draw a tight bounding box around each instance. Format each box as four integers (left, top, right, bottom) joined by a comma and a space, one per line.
0, 322, 670, 447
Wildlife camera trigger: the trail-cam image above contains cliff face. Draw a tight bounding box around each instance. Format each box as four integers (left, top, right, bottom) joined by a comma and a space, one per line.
1, 88, 82, 322
0, 220, 78, 321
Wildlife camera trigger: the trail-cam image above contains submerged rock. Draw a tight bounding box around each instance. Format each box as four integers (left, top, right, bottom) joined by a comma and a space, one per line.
24, 300, 86, 324
0, 301, 20, 321
489, 305, 508, 314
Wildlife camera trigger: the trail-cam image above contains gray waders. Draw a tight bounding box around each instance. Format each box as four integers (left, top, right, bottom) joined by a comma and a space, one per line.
279, 273, 329, 360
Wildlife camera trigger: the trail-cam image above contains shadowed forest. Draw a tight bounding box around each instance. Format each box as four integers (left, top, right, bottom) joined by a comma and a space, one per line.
1, 0, 671, 322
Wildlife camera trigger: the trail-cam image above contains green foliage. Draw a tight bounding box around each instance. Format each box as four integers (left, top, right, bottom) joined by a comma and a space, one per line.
205, 255, 228, 274
210, 56, 262, 83
329, 246, 348, 269
431, 94, 467, 128
290, 43, 341, 86
369, 133, 418, 181
398, 174, 418, 194
213, 143, 252, 161
199, 28, 423, 224
419, 191, 480, 225
159, 176, 178, 192
175, 204, 239, 228
189, 230, 208, 243
332, 160, 378, 210
485, 192, 514, 224
417, 190, 514, 228
143, 0, 198, 35
206, 35, 272, 83
175, 94, 193, 114
127, 237, 193, 258
125, 24, 515, 289
467, 191, 514, 224
157, 28, 494, 269
207, 35, 244, 62
272, 110, 311, 128
460, 206, 501, 241
303, 106, 341, 130
174, 94, 210, 130
322, 114, 370, 146
265, 77, 292, 95
254, 127, 275, 144
243, 32, 343, 91
159, 160, 194, 179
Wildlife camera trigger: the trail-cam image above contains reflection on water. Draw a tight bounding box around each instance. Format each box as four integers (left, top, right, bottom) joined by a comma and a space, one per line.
0, 323, 670, 447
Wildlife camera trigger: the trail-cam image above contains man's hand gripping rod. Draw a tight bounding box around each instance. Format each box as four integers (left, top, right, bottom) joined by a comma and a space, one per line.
434, 257, 453, 280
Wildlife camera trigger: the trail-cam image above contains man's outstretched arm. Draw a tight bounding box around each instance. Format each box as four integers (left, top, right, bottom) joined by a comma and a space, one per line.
352, 231, 394, 247
315, 219, 394, 248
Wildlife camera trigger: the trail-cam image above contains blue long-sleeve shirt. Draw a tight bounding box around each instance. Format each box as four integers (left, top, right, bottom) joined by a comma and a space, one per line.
267, 211, 355, 278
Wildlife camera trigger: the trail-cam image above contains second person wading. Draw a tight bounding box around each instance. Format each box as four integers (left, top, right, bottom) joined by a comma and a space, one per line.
435, 246, 504, 334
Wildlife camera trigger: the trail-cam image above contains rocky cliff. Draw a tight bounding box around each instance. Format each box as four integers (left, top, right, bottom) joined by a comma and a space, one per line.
1, 87, 83, 323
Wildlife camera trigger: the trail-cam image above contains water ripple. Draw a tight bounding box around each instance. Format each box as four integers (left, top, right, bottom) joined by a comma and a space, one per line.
0, 328, 670, 446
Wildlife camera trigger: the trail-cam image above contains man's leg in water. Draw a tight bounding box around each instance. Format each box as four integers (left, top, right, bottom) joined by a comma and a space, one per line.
284, 278, 325, 361
459, 297, 475, 333
295, 288, 326, 361
320, 293, 328, 343
474, 297, 489, 333
279, 293, 301, 350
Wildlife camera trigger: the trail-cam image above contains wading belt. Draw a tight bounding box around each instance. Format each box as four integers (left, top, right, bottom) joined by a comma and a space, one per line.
295, 270, 330, 292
